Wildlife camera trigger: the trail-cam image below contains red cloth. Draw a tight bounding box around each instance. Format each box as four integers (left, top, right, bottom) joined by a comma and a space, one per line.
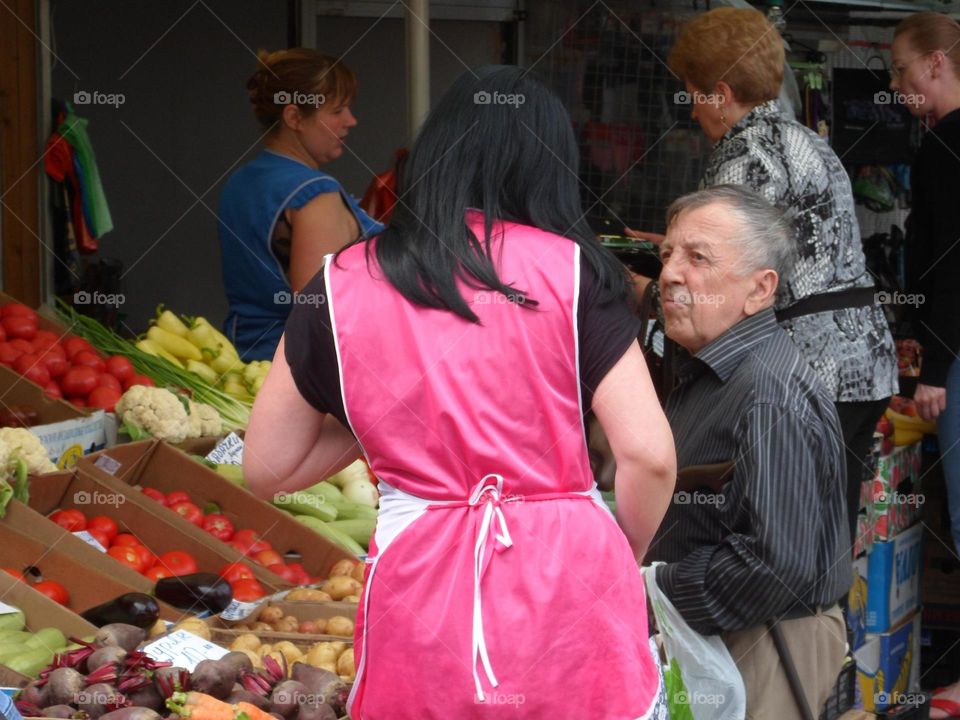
45, 131, 97, 254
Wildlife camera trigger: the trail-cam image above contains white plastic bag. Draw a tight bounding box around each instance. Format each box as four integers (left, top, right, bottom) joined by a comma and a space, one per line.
642, 564, 747, 720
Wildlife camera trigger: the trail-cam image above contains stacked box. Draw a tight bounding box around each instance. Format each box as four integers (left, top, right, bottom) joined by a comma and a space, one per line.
868, 442, 924, 542
866, 523, 923, 634
854, 612, 922, 712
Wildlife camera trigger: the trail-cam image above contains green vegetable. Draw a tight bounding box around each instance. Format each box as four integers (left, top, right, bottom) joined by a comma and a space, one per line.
273, 492, 337, 522
214, 464, 244, 487
326, 518, 375, 548
5, 647, 55, 677
0, 616, 27, 634
0, 479, 13, 519
26, 627, 67, 650
121, 418, 151, 441
294, 515, 365, 556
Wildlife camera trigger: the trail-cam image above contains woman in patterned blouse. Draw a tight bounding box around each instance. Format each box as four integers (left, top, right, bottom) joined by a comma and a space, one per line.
630, 7, 898, 545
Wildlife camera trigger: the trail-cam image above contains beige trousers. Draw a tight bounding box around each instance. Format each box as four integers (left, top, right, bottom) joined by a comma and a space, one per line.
722, 605, 847, 720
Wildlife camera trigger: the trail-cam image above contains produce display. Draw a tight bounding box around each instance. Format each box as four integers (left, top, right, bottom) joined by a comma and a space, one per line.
0, 301, 155, 411
0, 608, 71, 677
1, 569, 70, 606
0, 427, 57, 516
230, 605, 355, 638
114, 386, 223, 444
228, 633, 355, 683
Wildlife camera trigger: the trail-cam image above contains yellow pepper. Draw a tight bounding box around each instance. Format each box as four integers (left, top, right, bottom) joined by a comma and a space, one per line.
210, 350, 244, 375
147, 326, 203, 361
155, 307, 190, 337
186, 359, 220, 385
136, 339, 185, 369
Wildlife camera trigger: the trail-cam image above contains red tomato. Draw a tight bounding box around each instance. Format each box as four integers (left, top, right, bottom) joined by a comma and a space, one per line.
285, 562, 312, 586
1, 303, 37, 321
8, 339, 33, 354
44, 382, 63, 399
107, 545, 142, 571
155, 551, 198, 576
87, 386, 121, 412
32, 580, 69, 605
49, 509, 86, 532
164, 491, 191, 507
231, 578, 266, 602
2, 316, 36, 341
170, 501, 203, 527
202, 514, 234, 542
123, 374, 155, 390
266, 563, 298, 584
144, 565, 172, 581
253, 549, 284, 567
141, 487, 166, 504
62, 337, 92, 359
95, 373, 122, 392
85, 528, 111, 549
41, 352, 68, 378
71, 351, 105, 373
231, 529, 261, 552
66, 396, 87, 408
112, 533, 141, 547
1, 568, 24, 581
228, 540, 252, 556
218, 563, 256, 583
60, 366, 98, 397
0, 343, 20, 366
30, 331, 60, 350
132, 544, 156, 572
87, 515, 119, 544
105, 356, 134, 383
13, 354, 51, 386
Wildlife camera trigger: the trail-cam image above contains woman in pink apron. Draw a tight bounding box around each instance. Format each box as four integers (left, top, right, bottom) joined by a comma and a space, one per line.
245, 66, 677, 719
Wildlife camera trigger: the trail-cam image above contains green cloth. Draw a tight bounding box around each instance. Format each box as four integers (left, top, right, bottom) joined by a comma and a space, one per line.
57, 111, 113, 237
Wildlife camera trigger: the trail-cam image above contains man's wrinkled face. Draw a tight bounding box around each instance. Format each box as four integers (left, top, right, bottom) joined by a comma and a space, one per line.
659, 203, 765, 353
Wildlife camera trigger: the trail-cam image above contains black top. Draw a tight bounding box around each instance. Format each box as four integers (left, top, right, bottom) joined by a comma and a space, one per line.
646, 309, 852, 634
907, 108, 960, 386
285, 257, 643, 429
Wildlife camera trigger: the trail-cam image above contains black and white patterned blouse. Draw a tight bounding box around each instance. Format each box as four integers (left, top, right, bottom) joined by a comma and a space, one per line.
701, 100, 898, 402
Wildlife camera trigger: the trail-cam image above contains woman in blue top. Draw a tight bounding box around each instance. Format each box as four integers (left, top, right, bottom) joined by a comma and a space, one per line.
218, 49, 383, 360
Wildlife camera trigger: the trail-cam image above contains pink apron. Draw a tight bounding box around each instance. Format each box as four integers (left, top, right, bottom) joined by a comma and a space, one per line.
326, 215, 661, 719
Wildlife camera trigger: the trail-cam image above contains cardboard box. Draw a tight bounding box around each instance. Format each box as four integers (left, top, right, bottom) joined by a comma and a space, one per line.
0, 364, 106, 468
866, 523, 923, 633
78, 441, 357, 583
0, 569, 97, 683
26, 468, 281, 592
210, 600, 358, 645
848, 555, 869, 650
868, 442, 925, 542
854, 611, 921, 712
1, 495, 181, 620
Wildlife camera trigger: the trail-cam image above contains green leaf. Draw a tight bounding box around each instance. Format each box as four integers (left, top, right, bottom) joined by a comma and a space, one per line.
13, 458, 29, 504
0, 479, 13, 519
120, 418, 150, 441
202, 501, 221, 515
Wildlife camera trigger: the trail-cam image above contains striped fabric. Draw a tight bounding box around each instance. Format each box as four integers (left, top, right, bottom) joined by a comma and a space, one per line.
647, 308, 852, 635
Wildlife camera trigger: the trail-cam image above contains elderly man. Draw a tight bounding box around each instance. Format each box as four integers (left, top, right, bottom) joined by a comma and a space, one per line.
646, 185, 852, 720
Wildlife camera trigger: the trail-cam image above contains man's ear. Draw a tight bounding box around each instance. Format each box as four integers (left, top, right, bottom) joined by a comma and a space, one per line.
744, 269, 778, 315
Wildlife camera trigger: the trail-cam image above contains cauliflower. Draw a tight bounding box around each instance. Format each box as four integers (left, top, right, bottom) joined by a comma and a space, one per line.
115, 385, 191, 443
186, 400, 223, 439
0, 428, 57, 475
115, 386, 224, 443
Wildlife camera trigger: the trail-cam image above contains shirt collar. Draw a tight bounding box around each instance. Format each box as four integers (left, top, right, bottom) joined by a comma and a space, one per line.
688, 308, 780, 383
720, 99, 781, 142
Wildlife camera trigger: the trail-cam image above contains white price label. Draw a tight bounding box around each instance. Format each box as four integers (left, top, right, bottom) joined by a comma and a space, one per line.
206, 433, 244, 465
73, 530, 107, 552
219, 598, 263, 622
0, 600, 20, 615
94, 455, 122, 475
143, 630, 228, 671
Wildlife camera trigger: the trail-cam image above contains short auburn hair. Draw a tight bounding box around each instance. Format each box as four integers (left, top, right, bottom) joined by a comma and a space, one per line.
246, 48, 357, 130
668, 7, 784, 103
895, 12, 960, 79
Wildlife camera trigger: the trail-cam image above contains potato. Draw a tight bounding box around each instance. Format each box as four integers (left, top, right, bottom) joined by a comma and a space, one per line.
352, 561, 366, 584
272, 641, 303, 664
305, 642, 339, 667
337, 648, 355, 681
230, 634, 262, 652
320, 576, 362, 601
256, 643, 274, 658
235, 648, 261, 668
329, 641, 348, 656
342, 595, 361, 603
285, 588, 332, 603
273, 617, 298, 634
173, 618, 211, 640
298, 621, 320, 634
148, 619, 167, 638
259, 605, 284, 624
325, 616, 354, 637
232, 623, 253, 631
252, 622, 274, 631
328, 559, 356, 578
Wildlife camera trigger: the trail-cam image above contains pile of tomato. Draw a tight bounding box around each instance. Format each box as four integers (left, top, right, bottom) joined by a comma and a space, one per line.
140, 487, 314, 593
0, 303, 154, 411
1, 567, 69, 606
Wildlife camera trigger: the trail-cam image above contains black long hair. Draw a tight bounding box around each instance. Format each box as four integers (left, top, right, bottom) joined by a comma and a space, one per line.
351, 65, 631, 323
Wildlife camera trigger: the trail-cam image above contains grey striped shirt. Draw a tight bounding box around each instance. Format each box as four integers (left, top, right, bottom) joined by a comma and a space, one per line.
647, 309, 852, 635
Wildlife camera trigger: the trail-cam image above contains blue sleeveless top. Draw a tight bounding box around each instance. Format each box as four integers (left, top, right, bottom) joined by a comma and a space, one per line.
218, 150, 383, 360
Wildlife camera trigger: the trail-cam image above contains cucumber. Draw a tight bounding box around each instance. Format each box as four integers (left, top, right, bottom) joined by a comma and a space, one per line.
0, 630, 33, 643
334, 501, 378, 521
326, 518, 375, 548
294, 515, 365, 556
26, 627, 67, 651
0, 610, 25, 632
273, 491, 337, 522
5, 647, 54, 677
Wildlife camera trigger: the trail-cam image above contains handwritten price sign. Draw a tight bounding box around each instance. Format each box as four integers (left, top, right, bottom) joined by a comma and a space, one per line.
143, 630, 228, 671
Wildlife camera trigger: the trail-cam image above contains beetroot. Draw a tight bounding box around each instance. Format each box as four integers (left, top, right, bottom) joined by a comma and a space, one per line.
225, 688, 269, 710
99, 709, 162, 720
188, 659, 236, 700
296, 703, 336, 720
268, 681, 307, 719
45, 668, 85, 707
219, 652, 253, 677
76, 683, 122, 719
19, 680, 46, 707
288, 665, 346, 715
123, 683, 163, 712
86, 646, 127, 673
40, 705, 77, 718
94, 624, 146, 652
153, 667, 189, 698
